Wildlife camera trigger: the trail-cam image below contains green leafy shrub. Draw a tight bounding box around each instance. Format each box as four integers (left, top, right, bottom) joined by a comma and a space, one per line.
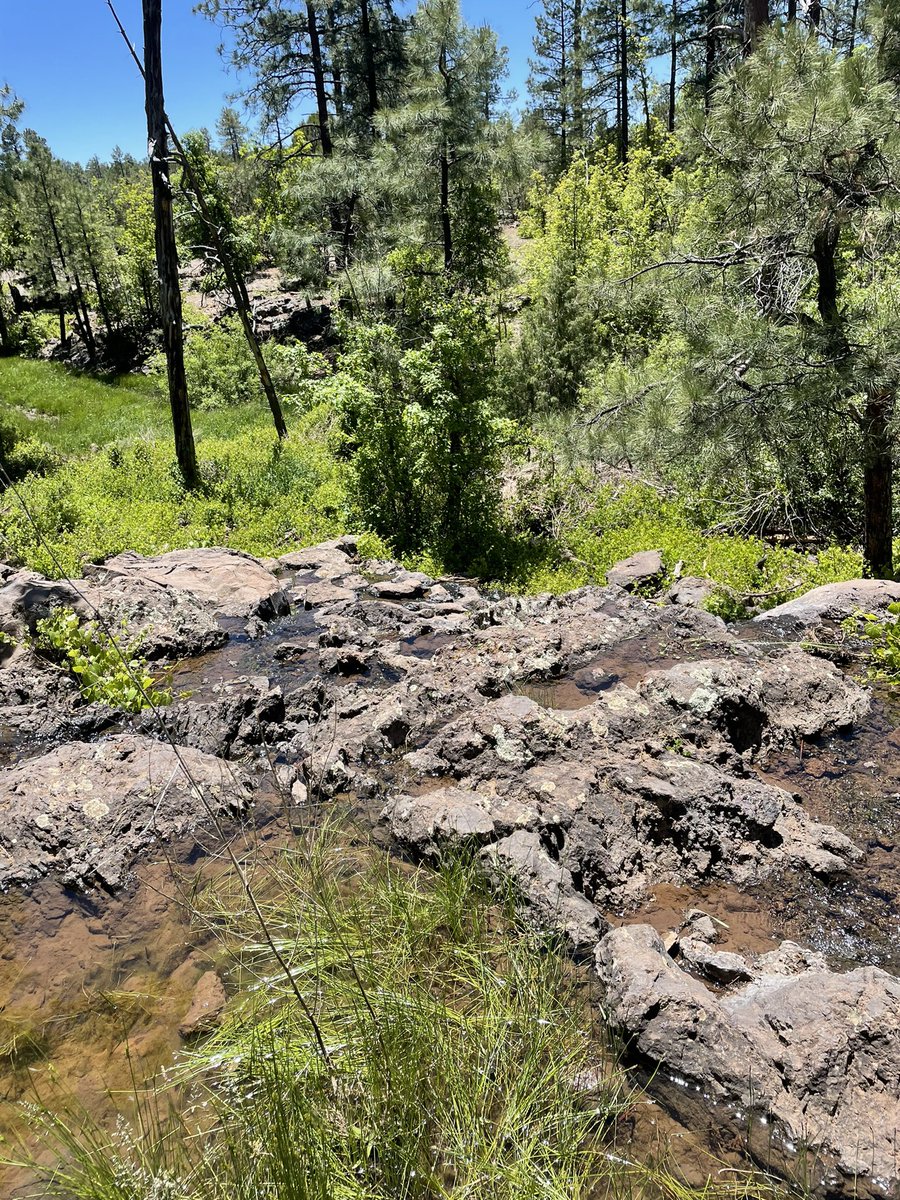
6, 311, 57, 358
0, 419, 60, 484
337, 302, 513, 567
1, 407, 347, 577
34, 607, 172, 713
842, 603, 900, 683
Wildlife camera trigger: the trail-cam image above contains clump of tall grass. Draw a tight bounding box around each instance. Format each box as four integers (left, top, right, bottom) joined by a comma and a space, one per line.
11, 828, 785, 1200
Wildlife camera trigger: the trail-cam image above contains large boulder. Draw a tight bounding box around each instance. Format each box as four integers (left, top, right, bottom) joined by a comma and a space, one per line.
0, 734, 252, 890
89, 548, 289, 621
754, 579, 900, 631
606, 550, 664, 591
596, 924, 900, 1197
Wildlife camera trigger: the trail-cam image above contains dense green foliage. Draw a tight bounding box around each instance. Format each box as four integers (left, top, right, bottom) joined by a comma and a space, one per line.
33, 607, 172, 713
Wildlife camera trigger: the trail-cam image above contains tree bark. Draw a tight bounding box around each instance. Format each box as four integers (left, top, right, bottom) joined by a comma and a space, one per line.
619, 0, 629, 161
0, 283, 10, 354
325, 5, 345, 118
440, 144, 452, 271
360, 0, 379, 119
848, 0, 860, 50
560, 0, 568, 169
307, 1, 333, 157
109, 0, 287, 439
572, 0, 584, 144
813, 222, 840, 327
35, 157, 97, 363
808, 0, 821, 30
438, 40, 453, 272
142, 0, 199, 490
75, 195, 114, 338
668, 0, 677, 132
743, 0, 769, 54
704, 0, 717, 111
863, 389, 894, 577
787, 0, 796, 18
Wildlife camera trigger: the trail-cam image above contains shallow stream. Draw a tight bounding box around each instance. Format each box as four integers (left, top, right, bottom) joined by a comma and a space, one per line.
1, 604, 898, 1196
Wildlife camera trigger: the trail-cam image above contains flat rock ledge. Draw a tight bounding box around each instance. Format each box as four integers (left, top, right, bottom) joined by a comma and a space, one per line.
0, 734, 251, 890
596, 924, 900, 1197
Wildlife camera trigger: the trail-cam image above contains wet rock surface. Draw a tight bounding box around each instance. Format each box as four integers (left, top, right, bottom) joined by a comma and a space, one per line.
0, 544, 898, 1194
597, 924, 900, 1195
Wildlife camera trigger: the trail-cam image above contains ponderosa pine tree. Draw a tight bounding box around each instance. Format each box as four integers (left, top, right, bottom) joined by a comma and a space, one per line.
216, 106, 250, 161
672, 26, 900, 574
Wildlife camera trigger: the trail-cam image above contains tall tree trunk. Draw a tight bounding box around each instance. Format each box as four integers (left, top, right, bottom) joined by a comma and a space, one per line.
0, 284, 10, 354
109, 0, 287, 439
668, 0, 677, 132
863, 389, 894, 577
439, 144, 452, 272
142, 0, 199, 489
438, 41, 453, 272
813, 223, 840, 326
307, 1, 333, 157
48, 262, 68, 348
326, 5, 345, 117
572, 0, 584, 144
360, 0, 379, 119
787, 0, 796, 18
619, 0, 629, 162
72, 268, 97, 361
808, 0, 821, 30
848, 0, 860, 49
75, 196, 114, 338
743, 0, 769, 54
36, 160, 96, 363
560, 0, 568, 169
704, 0, 717, 110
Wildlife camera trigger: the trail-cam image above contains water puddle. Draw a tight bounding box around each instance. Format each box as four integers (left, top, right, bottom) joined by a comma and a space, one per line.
0, 788, 309, 1197
513, 636, 701, 711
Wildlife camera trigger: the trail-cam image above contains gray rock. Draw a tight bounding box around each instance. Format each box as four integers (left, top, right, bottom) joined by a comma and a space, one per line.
754, 579, 900, 630
664, 575, 717, 608
0, 734, 252, 889
676, 937, 755, 985
641, 649, 869, 747
606, 550, 664, 591
596, 924, 900, 1196
483, 830, 604, 950
91, 548, 289, 620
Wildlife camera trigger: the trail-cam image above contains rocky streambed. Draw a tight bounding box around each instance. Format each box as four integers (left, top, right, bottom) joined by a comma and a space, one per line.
1, 541, 899, 1196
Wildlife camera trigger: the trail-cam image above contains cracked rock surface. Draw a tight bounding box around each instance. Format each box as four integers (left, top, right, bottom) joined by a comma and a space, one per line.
0, 539, 895, 1194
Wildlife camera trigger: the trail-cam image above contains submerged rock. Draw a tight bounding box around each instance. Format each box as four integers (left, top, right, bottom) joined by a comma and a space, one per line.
179, 970, 227, 1039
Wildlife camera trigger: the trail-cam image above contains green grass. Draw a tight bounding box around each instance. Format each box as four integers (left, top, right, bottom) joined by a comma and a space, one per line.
0, 360, 867, 614
9, 827, 786, 1200
0, 358, 273, 453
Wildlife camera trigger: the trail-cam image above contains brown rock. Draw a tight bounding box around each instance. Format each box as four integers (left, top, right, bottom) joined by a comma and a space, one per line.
179, 970, 227, 1039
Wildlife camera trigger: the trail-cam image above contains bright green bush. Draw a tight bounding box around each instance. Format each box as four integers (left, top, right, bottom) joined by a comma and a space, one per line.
337, 302, 513, 567
34, 607, 172, 713
842, 603, 900, 684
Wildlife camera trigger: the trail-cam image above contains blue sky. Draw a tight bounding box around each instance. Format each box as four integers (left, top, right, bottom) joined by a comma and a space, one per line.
0, 0, 534, 164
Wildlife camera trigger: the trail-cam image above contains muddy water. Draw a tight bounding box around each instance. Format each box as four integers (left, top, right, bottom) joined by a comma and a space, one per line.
0, 790, 306, 1197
